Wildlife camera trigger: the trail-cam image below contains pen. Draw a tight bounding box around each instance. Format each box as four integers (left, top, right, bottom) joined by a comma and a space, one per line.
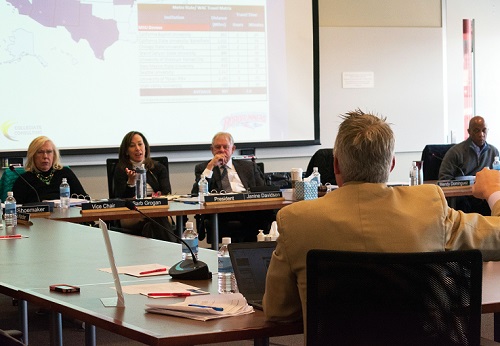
147, 292, 191, 297
188, 304, 224, 312
139, 268, 167, 275
0, 234, 22, 239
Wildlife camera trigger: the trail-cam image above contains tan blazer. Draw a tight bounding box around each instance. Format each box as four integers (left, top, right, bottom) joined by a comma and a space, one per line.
263, 182, 500, 327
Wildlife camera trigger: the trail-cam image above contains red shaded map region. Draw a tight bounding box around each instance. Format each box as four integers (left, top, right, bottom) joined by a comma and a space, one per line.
7, 0, 119, 60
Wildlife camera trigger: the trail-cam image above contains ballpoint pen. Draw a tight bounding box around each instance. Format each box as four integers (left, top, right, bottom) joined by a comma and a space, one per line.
147, 292, 192, 297
0, 234, 22, 239
188, 304, 224, 312
139, 268, 167, 275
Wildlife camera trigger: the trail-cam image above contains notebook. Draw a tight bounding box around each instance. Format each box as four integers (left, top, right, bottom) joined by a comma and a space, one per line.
228, 241, 276, 310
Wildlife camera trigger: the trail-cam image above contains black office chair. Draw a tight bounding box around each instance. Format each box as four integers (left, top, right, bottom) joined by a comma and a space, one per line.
305, 148, 336, 185
105, 156, 176, 239
307, 249, 483, 346
420, 144, 455, 181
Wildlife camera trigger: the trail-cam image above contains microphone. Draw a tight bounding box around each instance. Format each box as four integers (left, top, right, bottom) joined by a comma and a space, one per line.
431, 153, 466, 177
9, 165, 41, 203
124, 200, 211, 280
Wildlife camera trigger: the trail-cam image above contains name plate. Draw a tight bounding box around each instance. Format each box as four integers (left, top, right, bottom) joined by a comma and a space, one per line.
437, 180, 472, 187
81, 199, 126, 211
81, 198, 168, 212
129, 198, 168, 208
204, 191, 283, 205
17, 205, 51, 214
17, 212, 32, 225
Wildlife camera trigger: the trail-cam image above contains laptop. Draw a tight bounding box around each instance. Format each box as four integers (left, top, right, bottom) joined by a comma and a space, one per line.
228, 241, 276, 310
99, 219, 125, 307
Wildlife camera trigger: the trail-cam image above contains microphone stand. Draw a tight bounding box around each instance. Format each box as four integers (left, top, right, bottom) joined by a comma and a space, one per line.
9, 165, 41, 203
124, 201, 211, 280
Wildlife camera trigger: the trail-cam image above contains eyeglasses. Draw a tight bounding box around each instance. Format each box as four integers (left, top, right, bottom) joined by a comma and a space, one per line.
212, 145, 231, 150
36, 150, 54, 155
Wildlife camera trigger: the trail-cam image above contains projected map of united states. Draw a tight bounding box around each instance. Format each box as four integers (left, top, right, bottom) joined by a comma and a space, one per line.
6, 0, 123, 60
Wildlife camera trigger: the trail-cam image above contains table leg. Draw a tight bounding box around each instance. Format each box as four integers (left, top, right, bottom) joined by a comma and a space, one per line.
495, 312, 500, 342
18, 299, 28, 345
50, 311, 63, 346
176, 215, 184, 238
210, 213, 219, 250
254, 337, 270, 346
84, 323, 96, 346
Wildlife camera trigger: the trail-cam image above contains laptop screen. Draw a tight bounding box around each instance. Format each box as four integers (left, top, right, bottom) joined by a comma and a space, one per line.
228, 241, 276, 303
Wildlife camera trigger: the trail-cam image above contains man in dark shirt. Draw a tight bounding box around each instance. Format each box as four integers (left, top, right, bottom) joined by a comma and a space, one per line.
439, 116, 499, 214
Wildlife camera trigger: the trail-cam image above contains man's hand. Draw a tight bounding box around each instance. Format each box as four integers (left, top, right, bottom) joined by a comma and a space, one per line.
207, 153, 227, 170
472, 168, 500, 199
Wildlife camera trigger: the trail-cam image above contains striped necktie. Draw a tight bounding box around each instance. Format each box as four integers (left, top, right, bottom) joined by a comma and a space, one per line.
220, 165, 232, 192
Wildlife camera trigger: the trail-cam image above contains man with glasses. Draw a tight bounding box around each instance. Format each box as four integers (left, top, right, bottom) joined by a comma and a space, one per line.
439, 115, 499, 214
191, 132, 273, 243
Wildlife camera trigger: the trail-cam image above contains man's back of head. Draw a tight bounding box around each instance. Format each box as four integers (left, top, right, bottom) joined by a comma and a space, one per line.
334, 109, 395, 185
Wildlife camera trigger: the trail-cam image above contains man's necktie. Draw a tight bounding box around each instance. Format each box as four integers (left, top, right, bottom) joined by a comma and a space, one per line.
221, 165, 232, 192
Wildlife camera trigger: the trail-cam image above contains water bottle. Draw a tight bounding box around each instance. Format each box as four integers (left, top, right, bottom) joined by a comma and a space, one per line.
135, 164, 147, 199
493, 156, 500, 171
59, 178, 70, 209
409, 162, 419, 186
311, 167, 321, 186
198, 174, 209, 203
181, 221, 199, 261
218, 237, 237, 293
4, 191, 17, 226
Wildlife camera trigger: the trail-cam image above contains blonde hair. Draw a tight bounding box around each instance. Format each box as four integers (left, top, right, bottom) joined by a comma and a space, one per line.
333, 109, 394, 183
24, 136, 63, 172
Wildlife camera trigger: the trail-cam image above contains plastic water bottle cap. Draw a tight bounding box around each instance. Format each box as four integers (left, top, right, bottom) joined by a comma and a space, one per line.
222, 237, 231, 245
185, 221, 193, 229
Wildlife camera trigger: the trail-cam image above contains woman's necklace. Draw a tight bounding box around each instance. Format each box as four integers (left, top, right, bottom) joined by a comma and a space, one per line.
36, 169, 55, 185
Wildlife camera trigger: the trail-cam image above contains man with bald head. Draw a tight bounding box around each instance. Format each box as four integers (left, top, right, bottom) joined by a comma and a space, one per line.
439, 115, 499, 214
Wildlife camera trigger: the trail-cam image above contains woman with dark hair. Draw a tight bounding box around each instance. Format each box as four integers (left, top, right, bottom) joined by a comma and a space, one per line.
113, 131, 176, 242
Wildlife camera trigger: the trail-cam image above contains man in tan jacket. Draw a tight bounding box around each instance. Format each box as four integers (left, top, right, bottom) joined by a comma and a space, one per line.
263, 109, 500, 328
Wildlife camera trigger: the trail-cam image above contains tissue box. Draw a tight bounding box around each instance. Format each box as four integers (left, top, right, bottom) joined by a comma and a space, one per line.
294, 181, 318, 200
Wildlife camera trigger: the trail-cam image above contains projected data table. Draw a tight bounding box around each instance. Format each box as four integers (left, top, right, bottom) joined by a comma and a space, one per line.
138, 4, 267, 100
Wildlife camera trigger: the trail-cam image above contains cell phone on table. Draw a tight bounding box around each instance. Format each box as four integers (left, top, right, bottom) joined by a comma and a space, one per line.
50, 284, 80, 293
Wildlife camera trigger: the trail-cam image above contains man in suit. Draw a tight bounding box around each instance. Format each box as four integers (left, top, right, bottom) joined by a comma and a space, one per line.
192, 132, 273, 242
263, 109, 500, 329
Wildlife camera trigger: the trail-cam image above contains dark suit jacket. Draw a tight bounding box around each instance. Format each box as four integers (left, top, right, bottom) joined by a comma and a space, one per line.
191, 159, 265, 194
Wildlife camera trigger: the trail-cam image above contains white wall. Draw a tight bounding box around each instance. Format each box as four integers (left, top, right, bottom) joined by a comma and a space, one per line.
445, 0, 500, 145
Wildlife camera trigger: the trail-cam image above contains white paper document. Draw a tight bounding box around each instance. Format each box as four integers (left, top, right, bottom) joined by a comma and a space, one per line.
145, 293, 254, 321
99, 263, 170, 277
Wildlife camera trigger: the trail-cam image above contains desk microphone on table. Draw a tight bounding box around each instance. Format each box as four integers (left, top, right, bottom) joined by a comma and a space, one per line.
124, 200, 211, 280
9, 165, 41, 202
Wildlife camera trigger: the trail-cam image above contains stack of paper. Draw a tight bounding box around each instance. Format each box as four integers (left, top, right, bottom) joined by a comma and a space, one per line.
145, 293, 254, 321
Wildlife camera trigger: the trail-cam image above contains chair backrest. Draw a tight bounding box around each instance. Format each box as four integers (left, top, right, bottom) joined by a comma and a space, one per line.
421, 144, 455, 181
106, 157, 170, 199
305, 148, 336, 185
263, 172, 292, 189
0, 167, 26, 202
307, 249, 482, 346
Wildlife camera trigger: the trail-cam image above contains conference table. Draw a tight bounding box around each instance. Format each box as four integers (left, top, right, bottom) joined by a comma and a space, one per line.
48, 199, 292, 250
0, 218, 303, 345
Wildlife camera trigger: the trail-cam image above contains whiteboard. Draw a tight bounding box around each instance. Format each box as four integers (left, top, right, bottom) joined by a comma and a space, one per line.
318, 26, 446, 152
